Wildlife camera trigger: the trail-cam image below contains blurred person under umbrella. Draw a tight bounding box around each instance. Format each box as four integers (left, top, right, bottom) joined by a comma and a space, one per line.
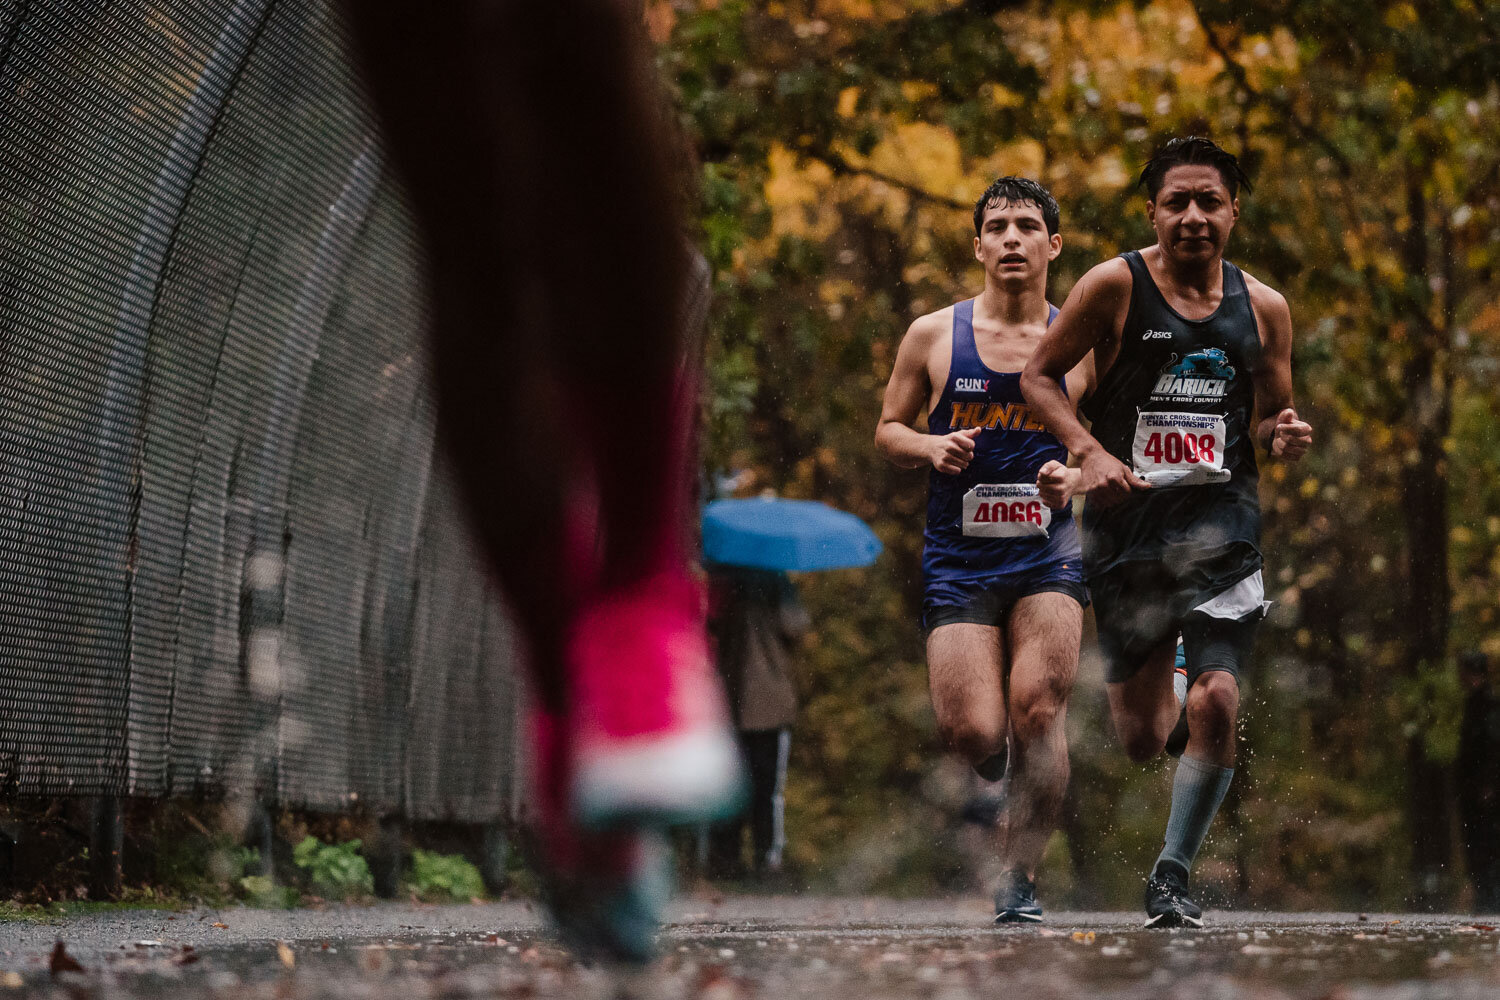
706, 567, 810, 879
698, 495, 879, 878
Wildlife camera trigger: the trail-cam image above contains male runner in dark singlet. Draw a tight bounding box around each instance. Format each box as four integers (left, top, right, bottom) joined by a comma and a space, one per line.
1023, 137, 1312, 927
877, 178, 1092, 923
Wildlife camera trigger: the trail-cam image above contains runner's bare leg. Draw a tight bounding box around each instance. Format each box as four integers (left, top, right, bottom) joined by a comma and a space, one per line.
342, 0, 692, 703
1184, 669, 1240, 767
1105, 639, 1181, 762
342, 0, 709, 962
1001, 593, 1081, 875
927, 624, 1009, 768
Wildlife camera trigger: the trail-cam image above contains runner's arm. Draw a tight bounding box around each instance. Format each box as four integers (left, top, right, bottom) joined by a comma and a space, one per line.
1248, 282, 1312, 461
1035, 353, 1095, 508
1022, 260, 1148, 506
1067, 349, 1097, 407
1023, 261, 1132, 456
876, 316, 980, 473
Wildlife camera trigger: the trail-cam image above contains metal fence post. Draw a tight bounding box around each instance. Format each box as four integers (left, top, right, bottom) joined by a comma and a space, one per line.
370, 814, 403, 899
88, 796, 123, 900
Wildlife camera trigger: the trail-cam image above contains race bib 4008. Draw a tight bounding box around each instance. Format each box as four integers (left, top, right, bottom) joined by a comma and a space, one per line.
962, 484, 1050, 538
1132, 411, 1232, 487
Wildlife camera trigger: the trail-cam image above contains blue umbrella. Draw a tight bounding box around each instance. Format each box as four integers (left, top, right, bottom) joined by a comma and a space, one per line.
702, 498, 883, 572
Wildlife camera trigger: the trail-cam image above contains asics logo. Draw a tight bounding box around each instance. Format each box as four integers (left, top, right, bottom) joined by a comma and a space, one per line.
1143, 329, 1174, 340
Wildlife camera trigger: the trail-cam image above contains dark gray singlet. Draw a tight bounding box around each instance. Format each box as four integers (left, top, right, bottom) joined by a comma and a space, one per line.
1079, 250, 1263, 592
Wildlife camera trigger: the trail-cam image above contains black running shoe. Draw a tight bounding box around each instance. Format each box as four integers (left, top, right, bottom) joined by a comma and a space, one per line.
974, 749, 1008, 782
994, 869, 1043, 924
960, 791, 1005, 828
963, 756, 1008, 827
1144, 861, 1203, 928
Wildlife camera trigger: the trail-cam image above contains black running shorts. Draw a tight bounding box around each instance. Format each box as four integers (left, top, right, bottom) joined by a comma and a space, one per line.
1090, 558, 1262, 684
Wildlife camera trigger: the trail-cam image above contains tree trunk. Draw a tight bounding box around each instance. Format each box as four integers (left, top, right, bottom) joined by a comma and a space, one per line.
1398, 168, 1455, 908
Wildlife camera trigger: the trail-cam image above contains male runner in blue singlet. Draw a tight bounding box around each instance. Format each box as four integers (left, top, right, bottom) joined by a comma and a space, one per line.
1023, 137, 1313, 927
877, 178, 1093, 923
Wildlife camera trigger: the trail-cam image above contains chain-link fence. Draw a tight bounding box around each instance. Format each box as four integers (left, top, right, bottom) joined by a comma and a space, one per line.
0, 0, 521, 823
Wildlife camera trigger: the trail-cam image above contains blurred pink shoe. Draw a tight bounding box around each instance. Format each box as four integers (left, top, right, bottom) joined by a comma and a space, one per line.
526, 707, 672, 963
566, 571, 745, 829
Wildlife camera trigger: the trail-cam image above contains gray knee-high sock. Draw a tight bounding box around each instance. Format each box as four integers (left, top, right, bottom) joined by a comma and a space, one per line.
1154, 754, 1234, 876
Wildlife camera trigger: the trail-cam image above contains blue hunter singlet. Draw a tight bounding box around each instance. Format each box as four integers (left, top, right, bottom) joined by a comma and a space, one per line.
922, 298, 1080, 607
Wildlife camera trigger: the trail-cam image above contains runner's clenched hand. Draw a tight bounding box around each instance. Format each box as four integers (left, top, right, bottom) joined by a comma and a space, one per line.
1036, 460, 1079, 509
930, 427, 982, 475
1270, 407, 1312, 461
1077, 446, 1149, 508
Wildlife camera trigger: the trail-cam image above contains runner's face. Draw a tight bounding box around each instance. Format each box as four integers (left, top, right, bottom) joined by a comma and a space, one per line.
973, 200, 1061, 287
1147, 165, 1239, 264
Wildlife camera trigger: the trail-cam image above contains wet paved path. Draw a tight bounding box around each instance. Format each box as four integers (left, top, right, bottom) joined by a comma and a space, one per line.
1, 897, 1497, 998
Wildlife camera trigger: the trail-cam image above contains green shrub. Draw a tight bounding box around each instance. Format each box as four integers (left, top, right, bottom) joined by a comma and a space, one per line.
409, 850, 485, 902
292, 836, 373, 900
237, 875, 300, 908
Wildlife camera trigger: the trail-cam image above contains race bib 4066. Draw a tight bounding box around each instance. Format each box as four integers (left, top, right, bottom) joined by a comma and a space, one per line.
1132, 411, 1232, 487
962, 484, 1050, 538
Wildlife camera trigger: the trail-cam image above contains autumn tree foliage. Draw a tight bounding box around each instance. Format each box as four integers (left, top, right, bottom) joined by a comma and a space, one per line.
658, 0, 1500, 907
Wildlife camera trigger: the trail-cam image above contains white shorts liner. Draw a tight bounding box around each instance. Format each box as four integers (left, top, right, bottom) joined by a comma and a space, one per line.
1192, 569, 1273, 620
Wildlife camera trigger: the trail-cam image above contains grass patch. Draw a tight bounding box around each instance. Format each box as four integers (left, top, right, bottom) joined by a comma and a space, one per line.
408, 850, 485, 902
0, 887, 191, 923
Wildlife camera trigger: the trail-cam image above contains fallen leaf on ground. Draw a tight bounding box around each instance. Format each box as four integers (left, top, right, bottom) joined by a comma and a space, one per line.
212, 923, 228, 930
0, 971, 23, 988
1241, 944, 1284, 955
1071, 931, 1096, 944
695, 965, 729, 989
49, 943, 83, 976
276, 942, 295, 968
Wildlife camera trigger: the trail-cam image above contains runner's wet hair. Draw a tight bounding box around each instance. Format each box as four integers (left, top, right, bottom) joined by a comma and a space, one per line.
1138, 136, 1253, 200
973, 176, 1060, 236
